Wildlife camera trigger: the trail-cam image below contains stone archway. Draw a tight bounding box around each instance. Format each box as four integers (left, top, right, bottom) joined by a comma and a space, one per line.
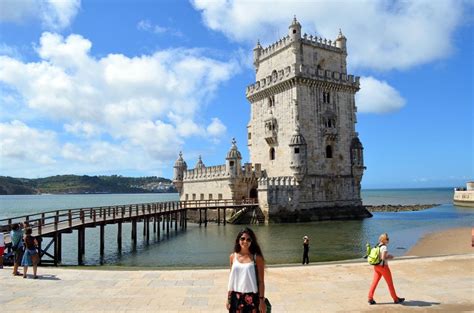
249, 188, 258, 199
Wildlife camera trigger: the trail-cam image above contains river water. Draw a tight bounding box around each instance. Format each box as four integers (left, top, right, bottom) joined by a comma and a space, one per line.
0, 188, 472, 268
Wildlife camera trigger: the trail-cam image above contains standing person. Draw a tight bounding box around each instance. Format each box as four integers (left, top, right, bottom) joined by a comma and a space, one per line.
10, 223, 24, 276
368, 233, 405, 305
302, 235, 309, 265
227, 228, 266, 313
21, 227, 39, 279
0, 231, 4, 269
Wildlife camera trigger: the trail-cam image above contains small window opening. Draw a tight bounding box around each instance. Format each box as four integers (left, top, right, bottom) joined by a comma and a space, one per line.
248, 132, 251, 139
294, 147, 300, 154
268, 95, 275, 107
269, 148, 275, 160
293, 29, 297, 34
326, 145, 333, 158
229, 161, 234, 166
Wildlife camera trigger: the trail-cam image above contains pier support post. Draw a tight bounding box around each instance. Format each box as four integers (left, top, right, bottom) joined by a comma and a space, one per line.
146, 217, 150, 243
199, 209, 202, 226
100, 223, 105, 262
205, 208, 208, 227
217, 208, 220, 225
78, 227, 85, 265
117, 222, 122, 253
131, 219, 137, 250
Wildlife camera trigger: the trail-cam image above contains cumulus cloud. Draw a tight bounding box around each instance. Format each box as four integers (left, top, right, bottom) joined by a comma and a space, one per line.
137, 19, 183, 37
0, 0, 80, 30
0, 32, 238, 176
192, 0, 468, 71
356, 76, 405, 114
207, 118, 226, 137
0, 120, 58, 165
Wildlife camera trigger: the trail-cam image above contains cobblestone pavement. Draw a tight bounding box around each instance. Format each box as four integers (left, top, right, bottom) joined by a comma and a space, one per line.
0, 254, 472, 312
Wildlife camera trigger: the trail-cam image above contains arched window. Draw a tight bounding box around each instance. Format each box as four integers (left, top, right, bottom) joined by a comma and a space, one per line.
269, 148, 275, 160
326, 145, 333, 158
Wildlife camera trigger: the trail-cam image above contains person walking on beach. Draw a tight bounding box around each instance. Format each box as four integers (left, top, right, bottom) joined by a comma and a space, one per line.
0, 231, 5, 269
302, 235, 310, 265
368, 233, 405, 305
21, 227, 39, 279
227, 227, 266, 313
10, 223, 24, 276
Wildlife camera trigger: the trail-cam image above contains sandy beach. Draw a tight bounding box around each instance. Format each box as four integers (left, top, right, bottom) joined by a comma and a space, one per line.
406, 227, 473, 257
1, 226, 473, 312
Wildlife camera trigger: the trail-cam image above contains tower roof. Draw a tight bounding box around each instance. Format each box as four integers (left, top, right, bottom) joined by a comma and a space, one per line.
195, 155, 206, 169
289, 15, 301, 28
336, 28, 346, 41
290, 125, 307, 146
226, 138, 242, 159
174, 151, 187, 168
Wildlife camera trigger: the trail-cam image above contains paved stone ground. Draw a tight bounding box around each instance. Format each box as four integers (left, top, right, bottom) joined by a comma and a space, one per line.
0, 254, 473, 312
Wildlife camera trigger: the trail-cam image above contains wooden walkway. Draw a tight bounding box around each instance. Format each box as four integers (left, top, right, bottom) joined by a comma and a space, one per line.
0, 199, 258, 265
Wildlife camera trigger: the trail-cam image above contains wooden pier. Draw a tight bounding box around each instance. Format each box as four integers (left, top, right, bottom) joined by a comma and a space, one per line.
0, 199, 258, 265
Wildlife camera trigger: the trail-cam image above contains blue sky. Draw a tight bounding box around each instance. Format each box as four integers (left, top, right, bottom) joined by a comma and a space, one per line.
0, 0, 472, 189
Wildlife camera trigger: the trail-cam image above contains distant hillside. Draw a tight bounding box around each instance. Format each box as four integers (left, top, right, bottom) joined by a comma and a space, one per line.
0, 175, 176, 195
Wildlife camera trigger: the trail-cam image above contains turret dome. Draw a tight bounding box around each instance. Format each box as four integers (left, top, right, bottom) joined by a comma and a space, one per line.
195, 155, 205, 169
226, 138, 242, 159
174, 151, 187, 168
289, 126, 306, 146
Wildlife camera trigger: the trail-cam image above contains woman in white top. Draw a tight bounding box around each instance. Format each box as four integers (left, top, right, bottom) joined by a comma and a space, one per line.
227, 227, 266, 313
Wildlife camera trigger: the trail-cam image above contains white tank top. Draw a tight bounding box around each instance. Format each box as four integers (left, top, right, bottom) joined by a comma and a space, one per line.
227, 253, 258, 293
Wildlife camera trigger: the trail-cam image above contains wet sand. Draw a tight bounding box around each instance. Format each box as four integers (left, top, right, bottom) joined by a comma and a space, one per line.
406, 226, 473, 257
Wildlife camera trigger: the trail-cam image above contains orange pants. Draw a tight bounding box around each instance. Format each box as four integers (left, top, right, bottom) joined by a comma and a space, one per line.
368, 264, 399, 301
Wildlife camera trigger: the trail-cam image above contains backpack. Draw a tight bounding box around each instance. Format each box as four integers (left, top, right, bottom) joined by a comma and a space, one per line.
365, 243, 385, 265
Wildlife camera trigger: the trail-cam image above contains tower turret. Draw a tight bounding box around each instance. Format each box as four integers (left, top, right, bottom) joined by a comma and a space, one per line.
195, 155, 206, 169
173, 151, 187, 194
335, 29, 347, 52
226, 138, 242, 177
288, 16, 301, 40
289, 125, 307, 181
253, 40, 262, 70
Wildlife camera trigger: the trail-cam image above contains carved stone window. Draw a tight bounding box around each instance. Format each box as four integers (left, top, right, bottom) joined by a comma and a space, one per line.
323, 92, 330, 104
270, 147, 275, 160
294, 147, 300, 154
326, 145, 333, 158
268, 95, 275, 108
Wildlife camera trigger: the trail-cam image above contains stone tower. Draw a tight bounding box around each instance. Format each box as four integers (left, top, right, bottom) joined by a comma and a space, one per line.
246, 17, 367, 221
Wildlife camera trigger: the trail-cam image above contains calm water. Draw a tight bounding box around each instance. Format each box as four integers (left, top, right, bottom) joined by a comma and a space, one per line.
0, 188, 472, 268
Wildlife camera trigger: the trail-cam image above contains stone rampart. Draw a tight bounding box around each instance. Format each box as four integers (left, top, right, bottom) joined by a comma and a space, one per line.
246, 65, 359, 97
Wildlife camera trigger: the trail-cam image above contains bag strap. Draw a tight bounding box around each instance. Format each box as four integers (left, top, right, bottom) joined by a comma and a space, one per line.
253, 254, 260, 295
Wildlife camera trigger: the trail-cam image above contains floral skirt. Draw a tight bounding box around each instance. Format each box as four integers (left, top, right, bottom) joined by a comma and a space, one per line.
228, 291, 259, 313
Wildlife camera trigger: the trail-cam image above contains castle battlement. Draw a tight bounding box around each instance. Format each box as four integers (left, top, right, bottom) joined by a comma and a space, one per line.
301, 33, 342, 52
258, 176, 299, 187
257, 33, 343, 62
183, 163, 263, 182
246, 65, 359, 97
183, 164, 228, 180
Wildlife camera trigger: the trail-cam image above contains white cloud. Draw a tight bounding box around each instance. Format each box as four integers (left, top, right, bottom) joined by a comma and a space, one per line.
207, 118, 226, 137
0, 120, 58, 165
0, 32, 238, 177
192, 0, 468, 71
137, 19, 183, 37
356, 76, 405, 114
0, 0, 80, 30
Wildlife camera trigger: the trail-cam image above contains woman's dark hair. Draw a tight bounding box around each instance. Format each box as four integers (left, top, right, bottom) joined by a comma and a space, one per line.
25, 227, 33, 235
233, 227, 264, 260
11, 223, 20, 231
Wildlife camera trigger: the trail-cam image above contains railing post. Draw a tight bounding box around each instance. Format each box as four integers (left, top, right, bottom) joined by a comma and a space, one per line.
55, 211, 59, 231
93, 209, 97, 223
68, 210, 72, 227
80, 210, 85, 224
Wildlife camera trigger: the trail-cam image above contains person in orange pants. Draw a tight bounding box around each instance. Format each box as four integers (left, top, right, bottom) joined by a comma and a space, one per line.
368, 233, 405, 305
